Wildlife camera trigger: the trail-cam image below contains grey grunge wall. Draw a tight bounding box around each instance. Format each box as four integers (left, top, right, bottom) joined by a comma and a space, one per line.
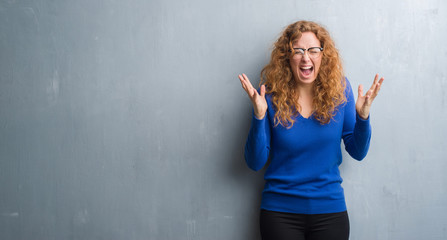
1, 0, 446, 239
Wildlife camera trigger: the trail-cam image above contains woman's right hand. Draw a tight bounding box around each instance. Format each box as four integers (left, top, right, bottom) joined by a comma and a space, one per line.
238, 73, 267, 119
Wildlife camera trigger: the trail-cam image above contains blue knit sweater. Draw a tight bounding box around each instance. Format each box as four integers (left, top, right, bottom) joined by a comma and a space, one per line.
244, 79, 371, 214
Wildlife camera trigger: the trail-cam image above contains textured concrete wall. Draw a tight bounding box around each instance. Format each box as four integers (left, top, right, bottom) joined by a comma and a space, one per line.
1, 0, 446, 239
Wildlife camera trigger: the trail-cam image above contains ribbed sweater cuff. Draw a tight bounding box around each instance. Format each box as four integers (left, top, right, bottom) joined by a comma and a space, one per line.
355, 113, 371, 131
251, 113, 266, 135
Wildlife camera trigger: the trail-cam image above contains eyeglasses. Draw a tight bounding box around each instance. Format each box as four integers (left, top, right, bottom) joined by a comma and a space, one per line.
290, 47, 323, 59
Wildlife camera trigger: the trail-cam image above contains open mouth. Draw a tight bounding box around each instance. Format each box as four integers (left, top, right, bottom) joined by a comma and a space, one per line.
299, 66, 314, 77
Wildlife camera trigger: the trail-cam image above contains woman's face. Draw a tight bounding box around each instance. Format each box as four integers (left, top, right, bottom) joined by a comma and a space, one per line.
289, 32, 322, 86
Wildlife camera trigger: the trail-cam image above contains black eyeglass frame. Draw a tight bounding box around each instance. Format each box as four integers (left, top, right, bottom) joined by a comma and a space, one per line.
289, 47, 324, 55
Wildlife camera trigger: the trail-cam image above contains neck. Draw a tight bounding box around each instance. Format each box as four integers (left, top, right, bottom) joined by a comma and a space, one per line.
296, 82, 314, 98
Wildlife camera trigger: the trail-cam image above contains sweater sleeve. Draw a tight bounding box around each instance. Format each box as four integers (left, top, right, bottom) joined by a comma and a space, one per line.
342, 78, 372, 161
244, 107, 271, 171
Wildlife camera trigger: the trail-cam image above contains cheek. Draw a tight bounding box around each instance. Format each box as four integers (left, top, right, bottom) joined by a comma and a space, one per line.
289, 57, 300, 68
314, 59, 322, 72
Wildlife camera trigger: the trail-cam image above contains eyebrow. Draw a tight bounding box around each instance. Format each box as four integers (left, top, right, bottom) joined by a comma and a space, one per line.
292, 47, 321, 49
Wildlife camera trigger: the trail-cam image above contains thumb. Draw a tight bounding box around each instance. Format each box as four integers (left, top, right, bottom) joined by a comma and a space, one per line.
260, 85, 266, 98
358, 84, 364, 98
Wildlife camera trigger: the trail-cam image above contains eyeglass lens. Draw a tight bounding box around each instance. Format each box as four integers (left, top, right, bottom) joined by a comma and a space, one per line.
293, 47, 322, 58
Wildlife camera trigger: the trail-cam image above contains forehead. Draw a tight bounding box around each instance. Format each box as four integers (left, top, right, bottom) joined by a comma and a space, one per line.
292, 32, 321, 47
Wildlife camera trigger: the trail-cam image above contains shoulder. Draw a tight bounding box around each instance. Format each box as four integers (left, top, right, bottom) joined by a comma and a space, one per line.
343, 77, 354, 98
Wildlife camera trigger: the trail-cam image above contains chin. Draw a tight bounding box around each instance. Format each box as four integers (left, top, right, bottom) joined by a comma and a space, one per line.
297, 76, 317, 85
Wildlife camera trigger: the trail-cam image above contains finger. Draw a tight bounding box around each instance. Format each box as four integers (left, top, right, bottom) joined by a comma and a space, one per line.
367, 74, 379, 93
241, 74, 255, 91
238, 74, 248, 86
364, 74, 379, 96
371, 77, 384, 99
376, 77, 384, 93
242, 74, 261, 101
238, 75, 250, 94
373, 78, 383, 95
365, 90, 374, 104
239, 74, 256, 97
242, 73, 251, 84
238, 74, 246, 89
238, 74, 244, 82
370, 74, 379, 89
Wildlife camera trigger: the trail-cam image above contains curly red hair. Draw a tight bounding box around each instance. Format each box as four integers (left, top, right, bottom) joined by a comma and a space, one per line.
261, 20, 346, 127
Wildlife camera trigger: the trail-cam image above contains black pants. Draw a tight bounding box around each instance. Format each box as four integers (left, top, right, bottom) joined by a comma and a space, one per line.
260, 209, 350, 240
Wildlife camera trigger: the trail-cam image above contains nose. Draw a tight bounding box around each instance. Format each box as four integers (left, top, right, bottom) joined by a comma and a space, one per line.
301, 51, 311, 61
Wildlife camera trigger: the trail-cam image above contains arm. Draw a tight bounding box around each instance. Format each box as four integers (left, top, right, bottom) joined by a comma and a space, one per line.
244, 108, 271, 171
343, 74, 384, 160
342, 79, 372, 160
238, 73, 270, 170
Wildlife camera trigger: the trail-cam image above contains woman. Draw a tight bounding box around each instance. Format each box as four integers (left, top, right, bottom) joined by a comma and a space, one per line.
238, 20, 383, 240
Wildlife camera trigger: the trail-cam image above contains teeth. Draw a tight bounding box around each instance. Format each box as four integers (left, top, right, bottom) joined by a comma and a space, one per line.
300, 66, 312, 70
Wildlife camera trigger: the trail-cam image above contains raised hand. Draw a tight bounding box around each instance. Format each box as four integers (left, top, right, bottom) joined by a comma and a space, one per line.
356, 74, 384, 120
238, 73, 268, 119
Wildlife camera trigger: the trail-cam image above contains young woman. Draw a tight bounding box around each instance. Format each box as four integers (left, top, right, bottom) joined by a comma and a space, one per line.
238, 20, 384, 240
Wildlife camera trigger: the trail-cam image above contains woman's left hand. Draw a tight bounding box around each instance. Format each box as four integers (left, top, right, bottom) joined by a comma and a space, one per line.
356, 74, 384, 120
